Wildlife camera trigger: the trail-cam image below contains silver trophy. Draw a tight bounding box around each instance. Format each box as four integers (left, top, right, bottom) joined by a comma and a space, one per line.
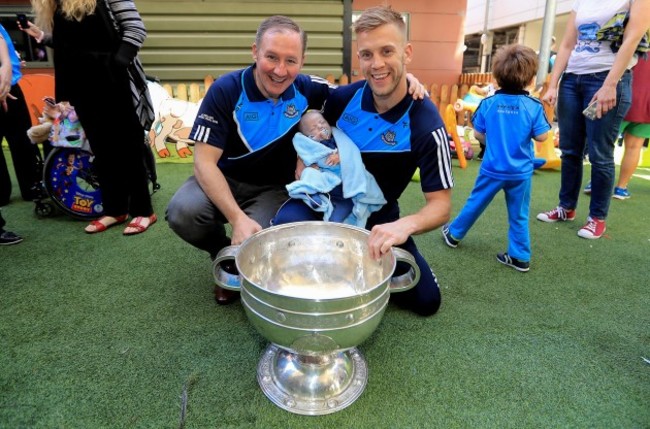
214, 222, 419, 415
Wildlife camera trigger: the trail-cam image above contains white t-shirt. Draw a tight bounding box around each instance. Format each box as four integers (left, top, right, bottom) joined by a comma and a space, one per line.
566, 0, 637, 74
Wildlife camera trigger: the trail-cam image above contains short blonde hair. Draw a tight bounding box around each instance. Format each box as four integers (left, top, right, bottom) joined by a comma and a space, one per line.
352, 5, 406, 38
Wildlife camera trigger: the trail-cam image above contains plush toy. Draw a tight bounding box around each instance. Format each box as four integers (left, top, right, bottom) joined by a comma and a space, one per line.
26, 101, 57, 144
49, 103, 87, 148
27, 100, 89, 150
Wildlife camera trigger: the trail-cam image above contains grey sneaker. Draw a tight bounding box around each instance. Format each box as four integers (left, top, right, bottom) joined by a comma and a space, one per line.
0, 230, 23, 246
496, 253, 529, 272
441, 224, 459, 248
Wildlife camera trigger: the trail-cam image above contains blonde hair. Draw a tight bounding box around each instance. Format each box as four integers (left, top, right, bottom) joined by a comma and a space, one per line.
352, 5, 406, 38
32, 0, 97, 32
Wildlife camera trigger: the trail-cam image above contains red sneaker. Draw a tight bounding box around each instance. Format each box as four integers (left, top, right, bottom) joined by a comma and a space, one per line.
577, 216, 606, 239
536, 206, 576, 223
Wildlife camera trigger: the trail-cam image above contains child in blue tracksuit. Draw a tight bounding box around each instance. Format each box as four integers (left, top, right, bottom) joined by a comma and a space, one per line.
442, 44, 551, 272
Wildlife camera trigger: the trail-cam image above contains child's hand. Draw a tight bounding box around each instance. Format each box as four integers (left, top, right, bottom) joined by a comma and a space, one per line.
326, 151, 340, 166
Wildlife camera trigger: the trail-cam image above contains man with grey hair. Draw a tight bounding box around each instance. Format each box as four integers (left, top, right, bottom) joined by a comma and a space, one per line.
166, 16, 332, 304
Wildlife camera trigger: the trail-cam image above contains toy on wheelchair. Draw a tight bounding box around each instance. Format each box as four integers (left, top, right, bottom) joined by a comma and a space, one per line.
28, 98, 158, 219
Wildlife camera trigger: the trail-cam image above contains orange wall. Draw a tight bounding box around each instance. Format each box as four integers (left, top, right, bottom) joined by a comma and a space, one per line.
350, 0, 466, 86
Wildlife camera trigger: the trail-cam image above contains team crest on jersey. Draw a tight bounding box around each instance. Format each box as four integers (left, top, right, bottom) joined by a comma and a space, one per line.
284, 104, 299, 119
381, 130, 397, 146
341, 113, 358, 125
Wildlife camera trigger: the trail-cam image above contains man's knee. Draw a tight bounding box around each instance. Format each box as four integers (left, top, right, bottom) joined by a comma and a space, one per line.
166, 189, 219, 238
391, 269, 442, 317
165, 193, 193, 232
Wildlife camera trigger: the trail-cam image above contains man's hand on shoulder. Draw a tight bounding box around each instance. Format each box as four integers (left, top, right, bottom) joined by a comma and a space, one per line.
406, 73, 428, 100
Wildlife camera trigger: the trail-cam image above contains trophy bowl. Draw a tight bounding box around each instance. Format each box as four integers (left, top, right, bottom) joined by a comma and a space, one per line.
214, 221, 420, 415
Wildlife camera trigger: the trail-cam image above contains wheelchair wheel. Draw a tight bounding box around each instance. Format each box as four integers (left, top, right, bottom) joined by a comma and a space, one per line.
34, 200, 56, 218
43, 147, 103, 219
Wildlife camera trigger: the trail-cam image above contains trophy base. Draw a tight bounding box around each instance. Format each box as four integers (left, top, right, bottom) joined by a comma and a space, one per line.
257, 344, 368, 415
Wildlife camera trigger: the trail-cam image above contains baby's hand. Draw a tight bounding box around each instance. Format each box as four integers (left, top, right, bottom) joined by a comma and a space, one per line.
326, 151, 340, 166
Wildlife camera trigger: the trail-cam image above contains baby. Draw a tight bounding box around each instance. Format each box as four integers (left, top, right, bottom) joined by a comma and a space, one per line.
294, 110, 352, 222
276, 110, 385, 227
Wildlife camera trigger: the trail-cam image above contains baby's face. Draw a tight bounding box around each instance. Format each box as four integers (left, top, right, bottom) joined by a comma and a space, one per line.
301, 113, 332, 141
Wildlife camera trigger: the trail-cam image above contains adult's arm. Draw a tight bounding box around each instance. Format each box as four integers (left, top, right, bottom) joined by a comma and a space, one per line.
591, 0, 650, 117
19, 20, 52, 46
193, 143, 262, 245
542, 11, 577, 107
106, 0, 147, 67
367, 188, 451, 259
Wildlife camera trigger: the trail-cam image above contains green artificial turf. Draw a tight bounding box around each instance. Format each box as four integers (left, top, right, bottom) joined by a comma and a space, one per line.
1, 148, 649, 428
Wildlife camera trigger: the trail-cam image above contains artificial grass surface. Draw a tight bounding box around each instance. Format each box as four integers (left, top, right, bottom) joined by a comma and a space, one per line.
1, 151, 649, 428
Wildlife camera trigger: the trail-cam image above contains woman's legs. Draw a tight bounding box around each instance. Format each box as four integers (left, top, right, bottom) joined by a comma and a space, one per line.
556, 72, 631, 220
584, 72, 631, 219
556, 73, 587, 211
69, 58, 153, 220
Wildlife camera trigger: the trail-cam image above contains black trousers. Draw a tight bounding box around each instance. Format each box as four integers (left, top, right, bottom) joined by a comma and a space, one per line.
0, 83, 40, 205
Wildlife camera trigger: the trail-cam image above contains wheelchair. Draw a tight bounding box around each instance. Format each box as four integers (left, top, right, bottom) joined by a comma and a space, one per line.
32, 136, 159, 220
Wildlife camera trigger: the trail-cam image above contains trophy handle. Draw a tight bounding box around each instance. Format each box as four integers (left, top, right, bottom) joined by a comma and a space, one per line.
213, 245, 242, 291
388, 247, 421, 293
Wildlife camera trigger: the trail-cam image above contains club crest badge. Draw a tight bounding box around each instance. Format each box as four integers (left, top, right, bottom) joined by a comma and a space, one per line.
381, 130, 397, 146
284, 103, 299, 119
